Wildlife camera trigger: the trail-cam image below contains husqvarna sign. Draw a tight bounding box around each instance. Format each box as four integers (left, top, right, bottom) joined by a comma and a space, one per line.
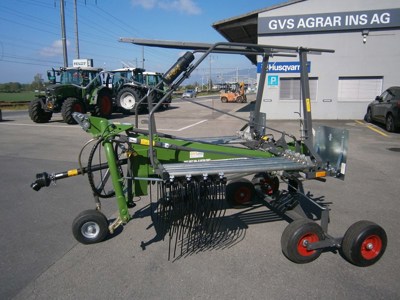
257, 62, 311, 73
258, 8, 400, 35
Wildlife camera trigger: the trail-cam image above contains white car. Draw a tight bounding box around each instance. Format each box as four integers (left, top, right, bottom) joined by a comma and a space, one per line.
182, 89, 196, 98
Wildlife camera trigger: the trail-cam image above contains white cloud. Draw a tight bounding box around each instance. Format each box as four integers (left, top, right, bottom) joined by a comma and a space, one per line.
40, 40, 70, 57
131, 0, 201, 15
131, 0, 157, 9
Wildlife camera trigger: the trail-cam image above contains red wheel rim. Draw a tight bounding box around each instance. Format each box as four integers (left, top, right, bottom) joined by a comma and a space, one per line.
234, 186, 252, 204
297, 233, 319, 256
361, 235, 382, 260
73, 103, 83, 113
100, 95, 112, 115
262, 177, 279, 195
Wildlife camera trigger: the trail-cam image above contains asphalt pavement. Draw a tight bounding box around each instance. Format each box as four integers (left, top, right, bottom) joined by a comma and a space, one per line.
1, 96, 400, 299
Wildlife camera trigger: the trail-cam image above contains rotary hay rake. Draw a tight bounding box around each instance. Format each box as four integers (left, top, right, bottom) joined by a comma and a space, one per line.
31, 40, 387, 266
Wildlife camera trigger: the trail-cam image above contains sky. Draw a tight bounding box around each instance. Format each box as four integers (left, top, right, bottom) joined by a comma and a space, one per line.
0, 0, 287, 83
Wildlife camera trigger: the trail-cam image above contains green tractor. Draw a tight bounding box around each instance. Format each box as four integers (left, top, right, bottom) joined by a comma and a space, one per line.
111, 68, 171, 113
143, 71, 171, 108
29, 67, 114, 124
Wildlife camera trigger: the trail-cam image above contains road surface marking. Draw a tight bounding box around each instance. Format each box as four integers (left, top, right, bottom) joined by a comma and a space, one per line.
355, 120, 389, 137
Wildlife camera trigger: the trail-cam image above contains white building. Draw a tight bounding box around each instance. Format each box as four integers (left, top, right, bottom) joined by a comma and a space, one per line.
213, 0, 400, 119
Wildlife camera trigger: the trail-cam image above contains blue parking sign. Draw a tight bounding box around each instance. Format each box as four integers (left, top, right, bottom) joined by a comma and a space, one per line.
268, 75, 279, 86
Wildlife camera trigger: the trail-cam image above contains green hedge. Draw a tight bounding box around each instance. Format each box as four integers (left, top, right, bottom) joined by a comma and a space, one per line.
0, 91, 35, 103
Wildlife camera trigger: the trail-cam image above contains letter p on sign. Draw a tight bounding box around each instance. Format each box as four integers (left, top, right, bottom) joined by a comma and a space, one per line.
268, 75, 279, 86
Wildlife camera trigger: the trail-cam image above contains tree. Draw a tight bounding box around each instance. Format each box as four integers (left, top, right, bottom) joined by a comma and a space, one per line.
0, 82, 21, 93
31, 73, 44, 91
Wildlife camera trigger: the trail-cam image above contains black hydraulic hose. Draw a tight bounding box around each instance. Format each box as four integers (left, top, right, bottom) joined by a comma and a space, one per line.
87, 139, 127, 198
87, 138, 110, 198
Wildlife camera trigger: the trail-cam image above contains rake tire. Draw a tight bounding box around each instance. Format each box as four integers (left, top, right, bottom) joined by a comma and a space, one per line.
281, 219, 324, 264
341, 220, 387, 267
72, 210, 109, 244
226, 179, 255, 206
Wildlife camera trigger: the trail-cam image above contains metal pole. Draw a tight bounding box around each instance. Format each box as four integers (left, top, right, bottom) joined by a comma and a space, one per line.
142, 46, 145, 69
299, 49, 313, 144
60, 0, 68, 67
209, 55, 211, 91
73, 0, 80, 59
253, 55, 269, 127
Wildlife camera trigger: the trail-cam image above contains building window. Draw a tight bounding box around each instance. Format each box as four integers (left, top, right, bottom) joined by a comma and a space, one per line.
338, 77, 383, 102
279, 77, 318, 101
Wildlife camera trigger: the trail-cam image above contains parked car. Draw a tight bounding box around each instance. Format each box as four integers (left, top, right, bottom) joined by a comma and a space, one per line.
365, 86, 400, 132
182, 89, 196, 98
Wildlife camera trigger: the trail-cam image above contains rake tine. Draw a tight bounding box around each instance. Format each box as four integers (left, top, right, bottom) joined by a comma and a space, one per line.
158, 174, 227, 259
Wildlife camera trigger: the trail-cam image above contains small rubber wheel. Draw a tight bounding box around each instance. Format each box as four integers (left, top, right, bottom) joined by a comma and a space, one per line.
226, 179, 255, 206
341, 220, 387, 267
281, 219, 324, 264
221, 97, 228, 103
72, 209, 109, 244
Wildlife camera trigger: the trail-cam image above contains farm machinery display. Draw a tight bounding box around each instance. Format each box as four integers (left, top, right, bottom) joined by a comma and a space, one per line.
110, 68, 171, 113
30, 40, 387, 266
29, 67, 113, 124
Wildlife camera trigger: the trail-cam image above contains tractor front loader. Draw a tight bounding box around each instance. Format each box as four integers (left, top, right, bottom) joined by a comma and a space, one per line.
31, 40, 387, 266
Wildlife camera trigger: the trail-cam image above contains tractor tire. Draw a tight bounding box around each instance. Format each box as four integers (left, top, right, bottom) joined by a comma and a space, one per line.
341, 220, 387, 267
221, 97, 228, 103
281, 219, 325, 264
94, 89, 113, 118
29, 98, 52, 123
117, 87, 140, 113
61, 97, 86, 124
72, 209, 109, 244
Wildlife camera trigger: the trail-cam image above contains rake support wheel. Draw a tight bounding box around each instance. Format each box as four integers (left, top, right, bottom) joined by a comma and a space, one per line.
281, 219, 325, 264
341, 220, 387, 267
72, 209, 109, 244
226, 179, 255, 206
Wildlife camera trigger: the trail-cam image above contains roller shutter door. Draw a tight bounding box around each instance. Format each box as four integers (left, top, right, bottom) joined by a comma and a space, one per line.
338, 77, 383, 102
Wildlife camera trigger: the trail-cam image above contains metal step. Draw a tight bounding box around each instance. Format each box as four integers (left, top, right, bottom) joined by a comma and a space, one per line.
162, 157, 312, 178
